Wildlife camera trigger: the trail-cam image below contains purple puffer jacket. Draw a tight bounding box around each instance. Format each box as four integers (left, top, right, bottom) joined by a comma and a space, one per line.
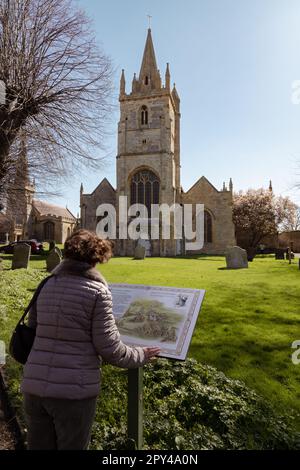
21, 259, 146, 400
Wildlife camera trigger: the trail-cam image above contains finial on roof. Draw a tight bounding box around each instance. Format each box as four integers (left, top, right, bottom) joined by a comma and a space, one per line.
269, 180, 273, 192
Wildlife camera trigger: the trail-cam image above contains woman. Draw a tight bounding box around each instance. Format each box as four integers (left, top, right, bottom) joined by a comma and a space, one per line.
21, 229, 160, 450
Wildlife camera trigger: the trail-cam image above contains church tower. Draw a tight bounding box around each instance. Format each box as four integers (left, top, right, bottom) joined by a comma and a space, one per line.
116, 29, 181, 256
6, 138, 35, 240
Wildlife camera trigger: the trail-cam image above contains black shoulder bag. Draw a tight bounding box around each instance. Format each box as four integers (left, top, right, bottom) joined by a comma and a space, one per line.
9, 276, 53, 365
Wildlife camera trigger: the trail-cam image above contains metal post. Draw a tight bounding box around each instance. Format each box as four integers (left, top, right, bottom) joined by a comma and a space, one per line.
127, 367, 143, 450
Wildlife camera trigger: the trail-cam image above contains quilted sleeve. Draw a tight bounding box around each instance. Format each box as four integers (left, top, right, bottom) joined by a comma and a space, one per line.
92, 288, 146, 368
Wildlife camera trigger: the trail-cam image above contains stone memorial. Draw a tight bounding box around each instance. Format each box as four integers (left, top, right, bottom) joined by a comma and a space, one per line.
137, 238, 151, 257
225, 246, 248, 269
134, 245, 146, 260
275, 249, 285, 260
53, 246, 62, 258
49, 240, 56, 251
46, 248, 62, 272
12, 243, 31, 270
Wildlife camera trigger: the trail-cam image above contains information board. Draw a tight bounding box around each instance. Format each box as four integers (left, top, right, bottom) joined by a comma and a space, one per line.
109, 283, 205, 360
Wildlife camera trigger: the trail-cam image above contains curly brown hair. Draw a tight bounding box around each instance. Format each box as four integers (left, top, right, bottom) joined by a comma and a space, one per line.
64, 229, 113, 265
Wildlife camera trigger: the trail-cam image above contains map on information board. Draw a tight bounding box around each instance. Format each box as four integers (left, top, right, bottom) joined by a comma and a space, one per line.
109, 283, 205, 360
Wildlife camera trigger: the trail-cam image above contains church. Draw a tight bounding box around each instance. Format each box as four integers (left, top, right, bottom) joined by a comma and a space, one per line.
0, 146, 77, 244
80, 29, 236, 256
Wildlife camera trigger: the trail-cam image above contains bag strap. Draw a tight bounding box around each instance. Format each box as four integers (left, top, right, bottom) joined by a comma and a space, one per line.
19, 275, 53, 324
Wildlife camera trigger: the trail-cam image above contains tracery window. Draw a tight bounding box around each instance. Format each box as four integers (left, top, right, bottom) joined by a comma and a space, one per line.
130, 169, 159, 215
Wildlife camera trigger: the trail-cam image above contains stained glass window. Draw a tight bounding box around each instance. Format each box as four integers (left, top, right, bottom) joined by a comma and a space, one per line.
130, 169, 160, 214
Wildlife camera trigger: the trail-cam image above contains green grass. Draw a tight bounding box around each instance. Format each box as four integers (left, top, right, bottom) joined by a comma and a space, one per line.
0, 253, 300, 430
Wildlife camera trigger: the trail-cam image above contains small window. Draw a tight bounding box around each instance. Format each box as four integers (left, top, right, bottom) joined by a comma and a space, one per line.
145, 76, 149, 85
142, 139, 147, 144
141, 106, 148, 125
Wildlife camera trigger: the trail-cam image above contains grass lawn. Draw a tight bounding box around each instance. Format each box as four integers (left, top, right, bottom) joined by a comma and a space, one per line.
0, 253, 300, 431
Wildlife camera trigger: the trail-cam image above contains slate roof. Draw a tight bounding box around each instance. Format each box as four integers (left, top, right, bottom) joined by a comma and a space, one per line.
33, 200, 76, 221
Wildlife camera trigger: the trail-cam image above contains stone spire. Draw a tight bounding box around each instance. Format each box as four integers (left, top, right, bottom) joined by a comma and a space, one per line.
229, 178, 233, 192
165, 62, 170, 91
269, 180, 273, 192
139, 29, 161, 90
120, 69, 126, 96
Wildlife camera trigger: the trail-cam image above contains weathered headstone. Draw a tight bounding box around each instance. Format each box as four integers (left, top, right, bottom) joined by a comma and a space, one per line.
225, 246, 248, 269
275, 249, 285, 260
0, 256, 3, 271
12, 243, 31, 270
46, 248, 62, 272
134, 245, 146, 260
53, 246, 62, 258
137, 238, 151, 257
49, 240, 56, 251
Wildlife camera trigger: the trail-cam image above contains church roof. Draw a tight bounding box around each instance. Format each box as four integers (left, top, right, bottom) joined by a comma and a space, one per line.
185, 176, 220, 194
33, 200, 76, 221
84, 178, 116, 197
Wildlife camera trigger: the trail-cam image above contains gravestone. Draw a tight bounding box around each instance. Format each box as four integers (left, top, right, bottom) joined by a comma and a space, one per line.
275, 249, 285, 260
225, 246, 248, 269
12, 243, 31, 270
134, 245, 146, 260
0, 256, 3, 271
53, 246, 62, 258
49, 240, 56, 251
46, 248, 62, 272
137, 238, 151, 257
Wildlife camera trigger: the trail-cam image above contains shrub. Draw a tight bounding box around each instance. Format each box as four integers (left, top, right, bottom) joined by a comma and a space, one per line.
91, 358, 300, 450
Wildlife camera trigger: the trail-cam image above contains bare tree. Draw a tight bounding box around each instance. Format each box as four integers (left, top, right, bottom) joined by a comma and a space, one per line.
0, 0, 113, 201
278, 202, 300, 232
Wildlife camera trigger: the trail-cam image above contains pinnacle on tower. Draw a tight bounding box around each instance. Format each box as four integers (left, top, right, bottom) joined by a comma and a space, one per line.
120, 69, 126, 95
132, 73, 137, 93
269, 180, 273, 192
229, 178, 233, 192
165, 63, 170, 91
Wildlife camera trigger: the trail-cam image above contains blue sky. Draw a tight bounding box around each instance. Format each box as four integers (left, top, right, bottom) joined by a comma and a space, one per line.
49, 0, 300, 215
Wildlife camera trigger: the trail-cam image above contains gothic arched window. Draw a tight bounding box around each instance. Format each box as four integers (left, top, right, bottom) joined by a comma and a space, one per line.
130, 169, 160, 215
204, 210, 212, 243
141, 105, 148, 125
44, 221, 55, 240
145, 76, 149, 85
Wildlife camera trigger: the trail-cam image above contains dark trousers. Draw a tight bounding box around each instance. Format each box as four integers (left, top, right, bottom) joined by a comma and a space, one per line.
23, 393, 97, 450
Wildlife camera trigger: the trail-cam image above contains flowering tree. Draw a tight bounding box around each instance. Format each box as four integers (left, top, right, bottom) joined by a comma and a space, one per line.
233, 189, 297, 258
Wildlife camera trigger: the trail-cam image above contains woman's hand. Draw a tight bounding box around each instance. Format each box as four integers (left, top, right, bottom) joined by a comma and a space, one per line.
143, 347, 161, 362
